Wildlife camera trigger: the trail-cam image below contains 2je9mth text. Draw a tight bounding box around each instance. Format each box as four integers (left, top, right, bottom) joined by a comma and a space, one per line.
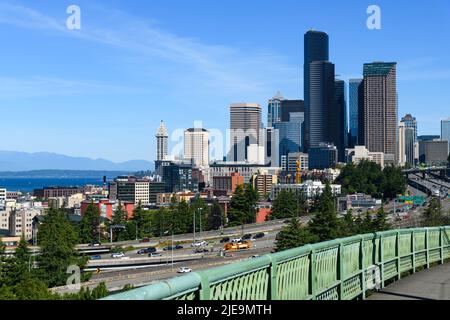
178, 304, 272, 318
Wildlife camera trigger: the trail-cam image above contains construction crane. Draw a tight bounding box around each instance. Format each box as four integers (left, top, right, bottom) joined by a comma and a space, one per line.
296, 159, 302, 184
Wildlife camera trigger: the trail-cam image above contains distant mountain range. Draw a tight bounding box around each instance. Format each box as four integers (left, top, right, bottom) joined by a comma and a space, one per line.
0, 151, 154, 172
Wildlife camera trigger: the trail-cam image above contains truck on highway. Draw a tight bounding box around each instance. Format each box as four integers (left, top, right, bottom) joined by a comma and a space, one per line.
223, 241, 252, 251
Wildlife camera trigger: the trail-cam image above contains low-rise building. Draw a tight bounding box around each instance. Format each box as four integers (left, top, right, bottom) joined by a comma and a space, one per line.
213, 172, 244, 197
80, 199, 134, 220
271, 181, 341, 199
252, 174, 278, 199
345, 146, 385, 168
156, 191, 209, 206
210, 161, 281, 184
338, 194, 382, 212
9, 208, 41, 240
34, 186, 84, 199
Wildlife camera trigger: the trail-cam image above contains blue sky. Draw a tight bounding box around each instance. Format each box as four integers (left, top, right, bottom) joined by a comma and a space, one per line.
0, 0, 449, 162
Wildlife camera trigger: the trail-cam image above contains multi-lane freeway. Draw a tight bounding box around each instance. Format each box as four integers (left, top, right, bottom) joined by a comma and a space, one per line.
51, 173, 450, 294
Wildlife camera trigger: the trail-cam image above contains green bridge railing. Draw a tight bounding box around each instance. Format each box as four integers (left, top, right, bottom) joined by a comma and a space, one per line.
103, 227, 450, 300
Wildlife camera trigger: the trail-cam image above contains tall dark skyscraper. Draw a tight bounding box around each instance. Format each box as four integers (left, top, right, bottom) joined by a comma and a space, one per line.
349, 79, 364, 147
280, 100, 304, 122
309, 60, 335, 148
304, 30, 329, 151
333, 79, 347, 161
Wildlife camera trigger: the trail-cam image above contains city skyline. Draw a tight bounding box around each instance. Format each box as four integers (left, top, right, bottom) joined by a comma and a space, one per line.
0, 0, 449, 162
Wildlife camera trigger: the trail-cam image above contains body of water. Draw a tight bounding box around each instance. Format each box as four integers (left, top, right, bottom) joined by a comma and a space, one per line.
0, 178, 104, 192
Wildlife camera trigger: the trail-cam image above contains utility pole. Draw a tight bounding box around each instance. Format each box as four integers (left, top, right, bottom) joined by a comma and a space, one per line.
199, 207, 203, 240
193, 209, 196, 244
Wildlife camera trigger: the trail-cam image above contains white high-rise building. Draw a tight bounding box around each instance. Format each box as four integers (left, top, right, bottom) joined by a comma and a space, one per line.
398, 122, 406, 167
184, 128, 210, 167
156, 120, 169, 161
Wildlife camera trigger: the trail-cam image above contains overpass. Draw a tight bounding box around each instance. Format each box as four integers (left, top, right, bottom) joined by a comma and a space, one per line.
103, 226, 450, 300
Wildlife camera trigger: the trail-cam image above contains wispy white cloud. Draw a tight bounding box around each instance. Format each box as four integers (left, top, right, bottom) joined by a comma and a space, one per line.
0, 2, 300, 99
0, 76, 151, 99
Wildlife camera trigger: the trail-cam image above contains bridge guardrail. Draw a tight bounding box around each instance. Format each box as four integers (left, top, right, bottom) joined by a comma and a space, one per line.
102, 226, 450, 300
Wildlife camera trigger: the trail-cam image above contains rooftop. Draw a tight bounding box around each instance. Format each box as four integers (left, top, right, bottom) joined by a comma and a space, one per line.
363, 62, 397, 76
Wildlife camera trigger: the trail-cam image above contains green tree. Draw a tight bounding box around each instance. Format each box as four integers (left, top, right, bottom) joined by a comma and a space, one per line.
132, 204, 153, 238
340, 210, 357, 237
308, 183, 341, 241
79, 203, 101, 244
112, 202, 127, 226
207, 201, 225, 231
8, 237, 32, 286
270, 190, 303, 220
275, 219, 319, 252
372, 205, 391, 232
382, 166, 407, 199
37, 208, 86, 287
422, 197, 448, 227
228, 185, 248, 227
12, 274, 55, 300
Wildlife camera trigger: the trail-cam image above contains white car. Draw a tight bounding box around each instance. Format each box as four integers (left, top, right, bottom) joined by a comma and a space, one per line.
191, 241, 207, 247
231, 238, 242, 244
111, 252, 125, 258
178, 267, 192, 274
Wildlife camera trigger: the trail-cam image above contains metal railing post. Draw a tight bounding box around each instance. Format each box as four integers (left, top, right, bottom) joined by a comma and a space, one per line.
338, 241, 344, 300
440, 227, 445, 265
268, 256, 278, 300
308, 245, 317, 300
359, 236, 366, 300
198, 271, 211, 301
426, 228, 430, 269
412, 230, 416, 274
378, 233, 385, 289
396, 231, 401, 280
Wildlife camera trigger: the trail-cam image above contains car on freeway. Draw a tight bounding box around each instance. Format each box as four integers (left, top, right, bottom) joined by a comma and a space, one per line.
111, 252, 125, 258
178, 267, 192, 274
231, 238, 242, 244
195, 248, 210, 253
137, 247, 157, 255
90, 255, 102, 260
140, 237, 150, 243
253, 232, 265, 240
220, 237, 230, 243
89, 242, 101, 247
163, 245, 184, 251
242, 234, 252, 240
149, 252, 162, 258
191, 241, 207, 247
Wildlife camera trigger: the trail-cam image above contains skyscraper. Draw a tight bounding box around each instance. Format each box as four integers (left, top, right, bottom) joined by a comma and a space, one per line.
229, 103, 262, 162
280, 100, 304, 122
363, 62, 398, 165
441, 118, 450, 151
267, 92, 283, 127
398, 122, 406, 166
405, 127, 415, 166
156, 120, 169, 161
333, 79, 347, 161
304, 30, 329, 151
401, 114, 418, 142
309, 60, 335, 148
184, 128, 210, 167
349, 79, 364, 147
274, 112, 304, 165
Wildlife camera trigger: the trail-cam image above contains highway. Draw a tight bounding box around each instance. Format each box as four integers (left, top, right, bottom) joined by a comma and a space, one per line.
52, 174, 450, 294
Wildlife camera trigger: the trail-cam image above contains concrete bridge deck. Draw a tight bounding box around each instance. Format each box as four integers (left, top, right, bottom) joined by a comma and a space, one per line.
368, 263, 450, 300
